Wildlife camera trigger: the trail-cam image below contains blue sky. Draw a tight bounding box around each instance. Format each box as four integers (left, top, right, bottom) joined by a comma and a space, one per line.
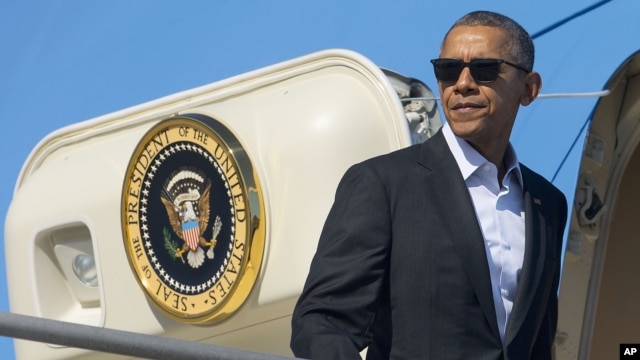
0, 1, 632, 358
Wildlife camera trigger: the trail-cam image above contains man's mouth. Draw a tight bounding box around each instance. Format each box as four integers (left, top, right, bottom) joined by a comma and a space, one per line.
452, 102, 483, 110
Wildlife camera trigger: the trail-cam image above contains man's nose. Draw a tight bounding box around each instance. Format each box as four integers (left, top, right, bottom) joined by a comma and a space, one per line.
454, 67, 477, 92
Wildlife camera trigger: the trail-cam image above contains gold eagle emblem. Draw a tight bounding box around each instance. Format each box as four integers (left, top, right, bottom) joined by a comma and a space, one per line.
160, 183, 221, 268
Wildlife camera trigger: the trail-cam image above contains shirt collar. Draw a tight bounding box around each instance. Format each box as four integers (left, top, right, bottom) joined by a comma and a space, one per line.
441, 122, 523, 188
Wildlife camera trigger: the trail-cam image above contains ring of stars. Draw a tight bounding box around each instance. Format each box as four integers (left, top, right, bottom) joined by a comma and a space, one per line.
139, 141, 237, 295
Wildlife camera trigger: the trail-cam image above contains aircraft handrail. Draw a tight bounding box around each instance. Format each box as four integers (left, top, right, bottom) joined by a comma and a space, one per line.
0, 311, 297, 360
402, 89, 611, 102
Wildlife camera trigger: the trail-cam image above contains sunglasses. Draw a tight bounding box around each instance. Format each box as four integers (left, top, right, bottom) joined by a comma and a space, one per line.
430, 58, 530, 83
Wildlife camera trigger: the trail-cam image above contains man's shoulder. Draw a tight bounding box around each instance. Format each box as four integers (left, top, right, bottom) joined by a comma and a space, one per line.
359, 131, 446, 168
337, 143, 424, 187
365, 142, 423, 165
519, 163, 567, 202
519, 163, 553, 187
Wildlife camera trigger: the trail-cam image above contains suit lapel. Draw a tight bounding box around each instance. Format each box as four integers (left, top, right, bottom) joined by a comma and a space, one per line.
504, 168, 549, 346
418, 131, 501, 341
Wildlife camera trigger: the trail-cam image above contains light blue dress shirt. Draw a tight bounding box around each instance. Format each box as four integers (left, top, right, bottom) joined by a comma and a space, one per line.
442, 123, 525, 343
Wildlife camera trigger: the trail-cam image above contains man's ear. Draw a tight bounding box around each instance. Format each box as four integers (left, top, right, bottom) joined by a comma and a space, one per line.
521, 71, 542, 106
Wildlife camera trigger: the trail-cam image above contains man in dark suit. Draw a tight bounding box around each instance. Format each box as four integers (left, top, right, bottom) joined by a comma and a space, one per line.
291, 10, 567, 360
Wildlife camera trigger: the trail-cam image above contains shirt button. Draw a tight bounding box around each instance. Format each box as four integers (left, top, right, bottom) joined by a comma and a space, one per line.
501, 289, 509, 297
503, 243, 511, 250
483, 164, 491, 171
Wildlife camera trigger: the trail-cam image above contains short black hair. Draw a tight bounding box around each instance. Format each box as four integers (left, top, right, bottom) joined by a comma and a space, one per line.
442, 11, 534, 72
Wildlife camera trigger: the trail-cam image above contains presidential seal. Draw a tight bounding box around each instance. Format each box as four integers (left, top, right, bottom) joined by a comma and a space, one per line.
121, 114, 265, 324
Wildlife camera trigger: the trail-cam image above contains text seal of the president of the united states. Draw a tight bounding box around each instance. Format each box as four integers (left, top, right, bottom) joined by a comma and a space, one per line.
121, 114, 265, 324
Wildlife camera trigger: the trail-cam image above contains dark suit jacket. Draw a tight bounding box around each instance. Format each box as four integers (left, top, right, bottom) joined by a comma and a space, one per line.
291, 130, 567, 359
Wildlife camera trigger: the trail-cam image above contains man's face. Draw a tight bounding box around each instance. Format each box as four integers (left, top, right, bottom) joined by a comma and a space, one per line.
437, 25, 538, 157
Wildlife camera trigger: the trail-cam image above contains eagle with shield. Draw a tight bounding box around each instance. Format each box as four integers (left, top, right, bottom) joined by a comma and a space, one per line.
160, 170, 221, 269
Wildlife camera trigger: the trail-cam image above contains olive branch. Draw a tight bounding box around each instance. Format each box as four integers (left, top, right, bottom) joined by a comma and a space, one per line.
163, 227, 180, 260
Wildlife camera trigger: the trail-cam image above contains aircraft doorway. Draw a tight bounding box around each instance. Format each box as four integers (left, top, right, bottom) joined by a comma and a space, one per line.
588, 138, 640, 358
556, 51, 640, 360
